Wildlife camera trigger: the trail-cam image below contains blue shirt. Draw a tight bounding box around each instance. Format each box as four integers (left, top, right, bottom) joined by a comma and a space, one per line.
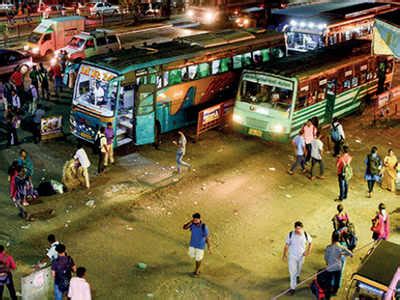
189, 223, 209, 250
293, 135, 305, 156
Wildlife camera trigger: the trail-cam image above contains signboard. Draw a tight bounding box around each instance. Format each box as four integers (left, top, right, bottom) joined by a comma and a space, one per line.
373, 85, 400, 123
196, 100, 234, 138
21, 267, 52, 300
243, 73, 294, 90
378, 91, 390, 108
79, 64, 117, 82
41, 115, 63, 140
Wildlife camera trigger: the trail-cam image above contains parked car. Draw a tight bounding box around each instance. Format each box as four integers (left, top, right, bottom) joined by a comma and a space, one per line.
87, 2, 120, 16
55, 29, 121, 61
0, 49, 32, 77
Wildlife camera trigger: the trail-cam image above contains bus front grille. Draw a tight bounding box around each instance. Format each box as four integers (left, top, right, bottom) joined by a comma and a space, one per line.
246, 117, 267, 130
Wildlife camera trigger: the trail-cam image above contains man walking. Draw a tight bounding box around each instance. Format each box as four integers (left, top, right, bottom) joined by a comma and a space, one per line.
68, 267, 92, 300
302, 119, 317, 164
336, 146, 352, 201
173, 131, 191, 174
74, 143, 91, 188
104, 122, 114, 167
0, 245, 17, 300
324, 232, 353, 297
282, 221, 312, 295
331, 117, 345, 157
183, 213, 211, 276
38, 63, 50, 101
310, 131, 324, 180
96, 127, 108, 174
288, 129, 306, 175
49, 61, 63, 97
51, 244, 76, 300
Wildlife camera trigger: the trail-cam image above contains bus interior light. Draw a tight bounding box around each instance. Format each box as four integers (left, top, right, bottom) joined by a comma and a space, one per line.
299, 21, 306, 27
308, 22, 314, 28
290, 20, 297, 26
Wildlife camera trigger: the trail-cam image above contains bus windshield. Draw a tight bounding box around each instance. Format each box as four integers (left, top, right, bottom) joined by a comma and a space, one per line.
28, 33, 41, 43
239, 79, 293, 113
74, 66, 118, 117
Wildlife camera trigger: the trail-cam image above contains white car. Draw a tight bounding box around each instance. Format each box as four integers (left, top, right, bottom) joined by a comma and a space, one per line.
88, 2, 120, 16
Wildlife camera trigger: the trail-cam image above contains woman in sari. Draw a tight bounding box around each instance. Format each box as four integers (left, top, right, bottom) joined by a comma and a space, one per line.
381, 149, 398, 192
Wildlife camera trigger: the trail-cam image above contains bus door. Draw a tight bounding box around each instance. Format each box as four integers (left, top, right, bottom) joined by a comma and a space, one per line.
377, 58, 388, 94
134, 84, 156, 145
325, 79, 337, 123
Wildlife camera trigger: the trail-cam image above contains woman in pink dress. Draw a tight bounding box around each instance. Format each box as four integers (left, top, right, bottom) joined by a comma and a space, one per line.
371, 203, 390, 241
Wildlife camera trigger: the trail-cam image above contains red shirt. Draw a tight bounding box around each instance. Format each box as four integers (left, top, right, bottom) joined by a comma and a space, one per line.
337, 153, 352, 175
10, 71, 23, 87
0, 252, 17, 270
50, 65, 62, 78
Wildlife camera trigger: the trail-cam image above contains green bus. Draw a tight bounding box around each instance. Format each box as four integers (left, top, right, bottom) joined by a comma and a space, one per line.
232, 39, 394, 142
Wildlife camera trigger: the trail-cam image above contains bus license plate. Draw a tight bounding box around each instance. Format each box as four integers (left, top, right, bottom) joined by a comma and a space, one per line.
80, 132, 92, 140
249, 129, 262, 137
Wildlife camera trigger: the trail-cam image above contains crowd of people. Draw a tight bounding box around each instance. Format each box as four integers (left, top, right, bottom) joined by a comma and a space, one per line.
0, 234, 91, 300
284, 116, 395, 297
0, 60, 70, 147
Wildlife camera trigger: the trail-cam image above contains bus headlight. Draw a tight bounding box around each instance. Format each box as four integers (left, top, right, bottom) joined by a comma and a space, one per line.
186, 9, 194, 18
24, 45, 29, 51
233, 114, 243, 124
204, 11, 216, 23
32, 47, 39, 54
272, 124, 284, 133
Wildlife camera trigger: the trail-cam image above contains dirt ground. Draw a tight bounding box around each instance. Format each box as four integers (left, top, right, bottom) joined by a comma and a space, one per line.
1, 108, 400, 300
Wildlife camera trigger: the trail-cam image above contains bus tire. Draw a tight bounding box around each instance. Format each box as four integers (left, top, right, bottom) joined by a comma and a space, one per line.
154, 122, 161, 150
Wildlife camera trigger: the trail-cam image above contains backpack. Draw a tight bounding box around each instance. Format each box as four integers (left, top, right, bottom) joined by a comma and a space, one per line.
289, 231, 309, 242
0, 257, 10, 284
344, 231, 358, 251
342, 163, 353, 181
310, 270, 330, 300
367, 154, 381, 175
330, 124, 341, 142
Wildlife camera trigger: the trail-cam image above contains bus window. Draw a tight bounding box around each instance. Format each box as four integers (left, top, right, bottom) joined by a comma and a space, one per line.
147, 67, 157, 85
243, 52, 252, 67
163, 71, 169, 87
181, 67, 188, 81
239, 79, 293, 113
157, 75, 163, 88
295, 96, 307, 110
188, 65, 198, 80
212, 60, 220, 75
260, 49, 270, 62
252, 50, 262, 64
119, 85, 134, 114
233, 55, 242, 69
137, 76, 147, 85
343, 80, 351, 90
198, 63, 210, 78
360, 72, 367, 84
351, 77, 358, 88
168, 69, 182, 85
220, 57, 231, 72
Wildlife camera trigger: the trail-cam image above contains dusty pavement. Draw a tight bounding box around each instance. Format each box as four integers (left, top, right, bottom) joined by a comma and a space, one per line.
1, 108, 400, 299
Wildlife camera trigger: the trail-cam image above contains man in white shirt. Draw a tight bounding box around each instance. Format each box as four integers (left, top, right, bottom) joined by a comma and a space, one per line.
35, 234, 60, 269
310, 131, 324, 180
93, 83, 104, 106
68, 267, 91, 300
282, 221, 312, 295
74, 143, 91, 189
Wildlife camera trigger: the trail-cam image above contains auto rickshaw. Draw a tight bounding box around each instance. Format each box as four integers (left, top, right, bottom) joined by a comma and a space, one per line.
347, 240, 400, 299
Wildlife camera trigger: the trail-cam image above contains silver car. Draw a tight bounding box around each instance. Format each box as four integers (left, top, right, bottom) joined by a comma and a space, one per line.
0, 49, 32, 76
